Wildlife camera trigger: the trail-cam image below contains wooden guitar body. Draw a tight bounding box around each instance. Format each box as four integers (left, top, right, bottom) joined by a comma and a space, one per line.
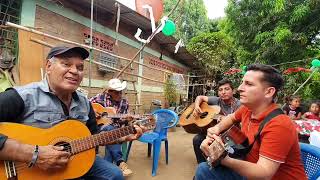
92, 103, 148, 127
0, 120, 95, 180
179, 102, 221, 134
91, 103, 116, 126
207, 125, 249, 167
0, 118, 155, 180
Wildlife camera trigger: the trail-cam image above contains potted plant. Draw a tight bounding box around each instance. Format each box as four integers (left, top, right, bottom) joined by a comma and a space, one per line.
163, 78, 178, 108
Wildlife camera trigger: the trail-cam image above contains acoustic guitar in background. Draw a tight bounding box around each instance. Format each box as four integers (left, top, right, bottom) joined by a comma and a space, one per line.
91, 103, 117, 126
92, 103, 146, 127
0, 118, 155, 180
179, 102, 223, 134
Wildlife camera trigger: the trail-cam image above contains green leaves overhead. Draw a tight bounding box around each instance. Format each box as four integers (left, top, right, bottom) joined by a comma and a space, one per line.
187, 32, 234, 75
274, 26, 292, 44
224, 0, 320, 64
163, 0, 211, 44
289, 4, 310, 24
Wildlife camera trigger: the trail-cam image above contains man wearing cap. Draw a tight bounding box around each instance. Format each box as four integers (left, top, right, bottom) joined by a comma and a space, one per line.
0, 46, 143, 180
90, 78, 133, 176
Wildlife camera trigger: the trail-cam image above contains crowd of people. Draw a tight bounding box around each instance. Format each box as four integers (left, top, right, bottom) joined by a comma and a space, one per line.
0, 45, 319, 180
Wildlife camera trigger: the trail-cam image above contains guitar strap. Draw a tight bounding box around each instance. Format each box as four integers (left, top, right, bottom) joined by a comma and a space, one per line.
228, 108, 284, 159
248, 108, 284, 150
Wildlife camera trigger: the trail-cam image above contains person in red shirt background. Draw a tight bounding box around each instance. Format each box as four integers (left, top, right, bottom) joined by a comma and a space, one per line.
194, 64, 307, 180
302, 102, 320, 121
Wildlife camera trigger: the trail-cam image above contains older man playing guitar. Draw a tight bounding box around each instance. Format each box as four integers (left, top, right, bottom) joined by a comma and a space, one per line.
0, 46, 144, 180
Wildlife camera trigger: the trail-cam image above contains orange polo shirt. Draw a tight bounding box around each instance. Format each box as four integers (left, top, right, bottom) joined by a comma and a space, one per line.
234, 104, 307, 180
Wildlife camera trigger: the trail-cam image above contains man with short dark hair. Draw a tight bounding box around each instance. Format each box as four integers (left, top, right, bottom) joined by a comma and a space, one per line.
192, 79, 241, 163
195, 64, 307, 180
0, 46, 143, 180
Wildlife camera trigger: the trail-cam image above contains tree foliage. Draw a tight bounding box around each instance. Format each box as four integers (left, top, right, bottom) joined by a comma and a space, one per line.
187, 32, 235, 76
223, 0, 320, 65
164, 0, 320, 102
163, 0, 211, 44
221, 0, 320, 102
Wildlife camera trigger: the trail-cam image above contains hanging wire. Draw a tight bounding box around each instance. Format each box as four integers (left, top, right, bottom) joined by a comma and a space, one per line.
270, 57, 314, 67
281, 67, 319, 108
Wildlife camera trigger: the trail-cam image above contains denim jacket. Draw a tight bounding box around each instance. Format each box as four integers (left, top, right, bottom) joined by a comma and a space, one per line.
14, 80, 90, 128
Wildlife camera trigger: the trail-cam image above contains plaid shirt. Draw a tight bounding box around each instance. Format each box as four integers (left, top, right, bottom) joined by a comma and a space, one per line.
90, 93, 129, 114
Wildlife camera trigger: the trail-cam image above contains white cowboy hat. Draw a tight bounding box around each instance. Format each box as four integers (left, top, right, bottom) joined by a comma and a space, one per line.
107, 78, 127, 91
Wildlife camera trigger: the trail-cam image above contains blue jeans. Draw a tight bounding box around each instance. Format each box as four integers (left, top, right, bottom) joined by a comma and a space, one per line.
101, 124, 123, 164
195, 162, 246, 180
81, 156, 124, 180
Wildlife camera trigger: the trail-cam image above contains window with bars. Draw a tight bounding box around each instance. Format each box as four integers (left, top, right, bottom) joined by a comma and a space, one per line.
0, 0, 21, 56
98, 52, 118, 73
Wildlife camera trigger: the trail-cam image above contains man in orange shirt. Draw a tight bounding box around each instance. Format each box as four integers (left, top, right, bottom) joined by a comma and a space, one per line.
195, 64, 307, 180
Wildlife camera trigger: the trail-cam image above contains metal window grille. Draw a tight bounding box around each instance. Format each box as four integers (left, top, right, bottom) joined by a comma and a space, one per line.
0, 0, 21, 56
98, 52, 118, 73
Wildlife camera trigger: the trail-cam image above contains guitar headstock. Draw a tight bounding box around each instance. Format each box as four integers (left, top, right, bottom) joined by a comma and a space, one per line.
132, 115, 156, 131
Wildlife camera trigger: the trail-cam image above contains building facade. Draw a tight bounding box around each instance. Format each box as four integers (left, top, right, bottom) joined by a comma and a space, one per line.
10, 0, 196, 113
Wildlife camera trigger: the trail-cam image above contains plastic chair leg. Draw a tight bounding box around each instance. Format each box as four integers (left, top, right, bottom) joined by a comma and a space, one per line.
148, 143, 152, 157
125, 141, 133, 162
152, 139, 162, 176
165, 140, 168, 164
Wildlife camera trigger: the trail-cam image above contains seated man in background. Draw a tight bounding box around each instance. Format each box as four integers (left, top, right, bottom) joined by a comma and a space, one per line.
90, 78, 133, 176
192, 79, 241, 164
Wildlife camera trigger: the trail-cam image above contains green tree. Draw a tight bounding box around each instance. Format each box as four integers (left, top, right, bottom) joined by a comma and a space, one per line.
187, 32, 235, 76
163, 0, 211, 44
223, 0, 320, 65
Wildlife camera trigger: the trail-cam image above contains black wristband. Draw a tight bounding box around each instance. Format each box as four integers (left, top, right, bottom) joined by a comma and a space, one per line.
28, 145, 39, 168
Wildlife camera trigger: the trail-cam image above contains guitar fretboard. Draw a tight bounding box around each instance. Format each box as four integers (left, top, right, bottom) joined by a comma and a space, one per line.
70, 126, 136, 155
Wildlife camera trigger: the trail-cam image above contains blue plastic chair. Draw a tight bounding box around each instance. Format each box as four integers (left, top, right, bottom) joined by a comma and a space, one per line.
125, 109, 179, 176
300, 143, 320, 180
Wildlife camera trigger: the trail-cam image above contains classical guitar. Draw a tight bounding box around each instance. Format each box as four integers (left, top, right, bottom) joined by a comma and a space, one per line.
91, 103, 117, 126
179, 102, 223, 134
0, 118, 155, 180
92, 103, 149, 127
206, 124, 249, 167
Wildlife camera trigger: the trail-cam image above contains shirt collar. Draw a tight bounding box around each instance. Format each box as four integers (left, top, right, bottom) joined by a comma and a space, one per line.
248, 103, 279, 122
39, 79, 79, 101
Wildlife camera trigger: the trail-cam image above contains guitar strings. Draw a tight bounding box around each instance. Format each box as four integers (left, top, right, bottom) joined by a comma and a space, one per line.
5, 119, 155, 174
7, 135, 127, 173
6, 128, 138, 171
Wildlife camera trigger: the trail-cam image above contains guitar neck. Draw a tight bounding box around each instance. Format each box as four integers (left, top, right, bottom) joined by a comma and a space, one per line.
70, 126, 136, 155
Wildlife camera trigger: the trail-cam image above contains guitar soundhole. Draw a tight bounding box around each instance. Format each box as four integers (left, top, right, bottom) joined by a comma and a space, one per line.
54, 141, 72, 153
200, 112, 208, 119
